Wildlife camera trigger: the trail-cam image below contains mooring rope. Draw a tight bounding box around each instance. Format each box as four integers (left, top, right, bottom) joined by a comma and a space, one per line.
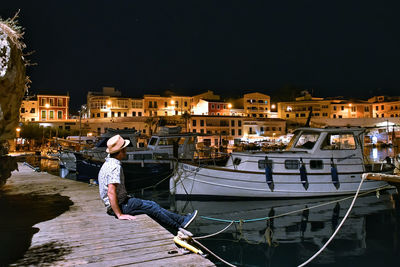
198, 185, 390, 223
191, 239, 237, 267
200, 215, 270, 224
297, 174, 367, 267
193, 184, 391, 242
133, 158, 179, 193
193, 221, 235, 240
189, 178, 387, 267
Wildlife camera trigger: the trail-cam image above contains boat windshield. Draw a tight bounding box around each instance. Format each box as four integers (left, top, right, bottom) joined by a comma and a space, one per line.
285, 131, 300, 150
320, 133, 356, 150
293, 132, 320, 150
148, 137, 158, 146
158, 137, 181, 146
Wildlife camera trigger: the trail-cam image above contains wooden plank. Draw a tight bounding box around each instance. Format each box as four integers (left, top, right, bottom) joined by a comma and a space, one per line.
77, 247, 189, 267
364, 173, 400, 183
32, 231, 173, 248
5, 163, 214, 267
134, 254, 216, 267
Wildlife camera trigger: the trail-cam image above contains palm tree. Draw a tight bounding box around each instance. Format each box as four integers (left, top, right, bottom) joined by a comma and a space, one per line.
145, 117, 158, 136
181, 112, 191, 133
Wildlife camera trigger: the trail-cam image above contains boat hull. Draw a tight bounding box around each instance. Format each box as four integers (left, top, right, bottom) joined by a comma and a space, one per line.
75, 155, 173, 191
170, 163, 390, 198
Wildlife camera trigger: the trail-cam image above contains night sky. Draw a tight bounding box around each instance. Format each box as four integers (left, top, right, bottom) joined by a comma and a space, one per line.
2, 1, 400, 111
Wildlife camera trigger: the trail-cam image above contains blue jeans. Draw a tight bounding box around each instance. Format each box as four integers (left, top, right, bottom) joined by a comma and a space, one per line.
121, 198, 184, 229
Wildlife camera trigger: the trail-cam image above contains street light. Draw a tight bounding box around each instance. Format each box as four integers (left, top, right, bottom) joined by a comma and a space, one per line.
78, 105, 87, 149
15, 127, 21, 151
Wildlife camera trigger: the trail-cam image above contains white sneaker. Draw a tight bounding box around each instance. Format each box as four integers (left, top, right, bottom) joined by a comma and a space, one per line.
182, 210, 198, 229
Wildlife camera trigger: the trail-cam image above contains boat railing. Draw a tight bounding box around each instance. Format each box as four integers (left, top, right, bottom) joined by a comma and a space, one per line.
80, 151, 107, 160
243, 157, 365, 166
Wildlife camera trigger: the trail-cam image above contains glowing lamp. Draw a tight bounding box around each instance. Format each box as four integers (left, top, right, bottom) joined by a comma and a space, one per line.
228, 103, 232, 109
45, 103, 50, 108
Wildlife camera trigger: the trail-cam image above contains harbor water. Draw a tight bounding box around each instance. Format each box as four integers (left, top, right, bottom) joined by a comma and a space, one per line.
24, 147, 400, 267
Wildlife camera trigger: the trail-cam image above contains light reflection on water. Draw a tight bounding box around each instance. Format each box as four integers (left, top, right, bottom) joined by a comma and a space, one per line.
364, 146, 395, 162
170, 191, 400, 267
31, 148, 400, 267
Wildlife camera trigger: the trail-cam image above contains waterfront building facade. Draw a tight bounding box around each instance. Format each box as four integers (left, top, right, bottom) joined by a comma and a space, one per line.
369, 96, 400, 118
189, 115, 244, 147
143, 95, 192, 116
277, 94, 330, 121
87, 87, 144, 119
192, 99, 232, 116
329, 99, 372, 119
20, 95, 38, 122
18, 85, 400, 148
278, 93, 373, 122
242, 118, 286, 142
88, 95, 138, 119
37, 94, 69, 121
243, 92, 271, 118
192, 90, 220, 107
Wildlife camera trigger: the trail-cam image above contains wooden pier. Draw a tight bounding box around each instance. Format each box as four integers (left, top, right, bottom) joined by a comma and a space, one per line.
1, 163, 214, 266
364, 172, 400, 191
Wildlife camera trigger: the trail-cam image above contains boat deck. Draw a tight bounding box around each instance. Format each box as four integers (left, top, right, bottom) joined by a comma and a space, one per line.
1, 163, 214, 266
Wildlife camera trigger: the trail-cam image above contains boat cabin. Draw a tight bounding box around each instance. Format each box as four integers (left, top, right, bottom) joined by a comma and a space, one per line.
285, 127, 364, 157
226, 127, 379, 173
136, 133, 197, 160
93, 129, 140, 152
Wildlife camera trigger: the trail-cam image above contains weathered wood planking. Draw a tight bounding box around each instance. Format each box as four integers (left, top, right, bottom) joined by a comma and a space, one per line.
364, 173, 400, 184
5, 163, 214, 266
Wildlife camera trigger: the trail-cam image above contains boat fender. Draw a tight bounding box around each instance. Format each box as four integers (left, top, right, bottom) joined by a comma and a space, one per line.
170, 170, 182, 195
173, 236, 204, 255
394, 154, 400, 175
169, 177, 176, 195
264, 156, 274, 191
330, 158, 340, 189
299, 158, 309, 190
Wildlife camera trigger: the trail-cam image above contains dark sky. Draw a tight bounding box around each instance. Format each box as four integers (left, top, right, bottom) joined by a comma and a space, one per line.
2, 0, 400, 111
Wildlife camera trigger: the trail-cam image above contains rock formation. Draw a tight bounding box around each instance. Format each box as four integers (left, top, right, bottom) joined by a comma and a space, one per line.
0, 13, 28, 187
0, 14, 28, 148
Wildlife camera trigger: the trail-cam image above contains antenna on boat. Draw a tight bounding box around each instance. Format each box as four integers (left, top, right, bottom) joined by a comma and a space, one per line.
304, 107, 313, 127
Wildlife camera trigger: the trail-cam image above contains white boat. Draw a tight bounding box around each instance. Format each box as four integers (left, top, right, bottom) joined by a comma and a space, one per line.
170, 127, 394, 198
58, 151, 77, 172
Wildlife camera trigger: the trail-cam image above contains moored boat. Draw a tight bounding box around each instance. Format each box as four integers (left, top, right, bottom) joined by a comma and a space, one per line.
75, 127, 199, 191
170, 127, 395, 198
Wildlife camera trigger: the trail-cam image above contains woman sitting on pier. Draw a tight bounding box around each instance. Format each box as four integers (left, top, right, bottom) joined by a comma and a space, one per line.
98, 134, 197, 230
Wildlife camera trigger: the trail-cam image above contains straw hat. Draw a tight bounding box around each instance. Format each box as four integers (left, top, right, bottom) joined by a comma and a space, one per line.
106, 135, 130, 154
